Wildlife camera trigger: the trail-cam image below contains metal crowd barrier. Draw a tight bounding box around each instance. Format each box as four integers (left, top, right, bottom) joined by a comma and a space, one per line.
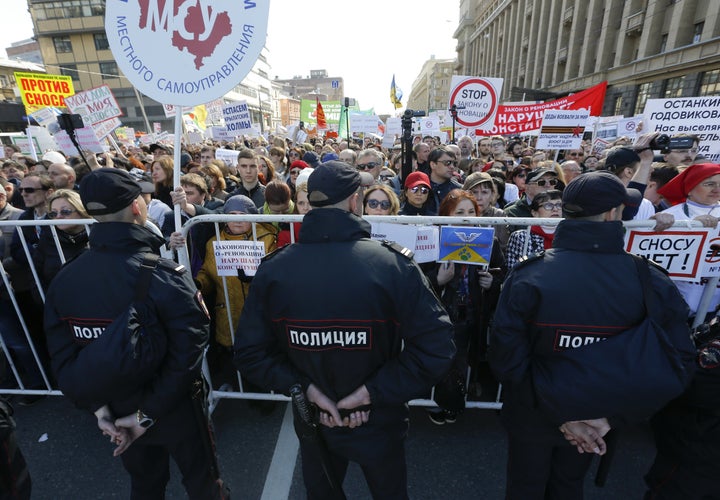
0, 215, 711, 413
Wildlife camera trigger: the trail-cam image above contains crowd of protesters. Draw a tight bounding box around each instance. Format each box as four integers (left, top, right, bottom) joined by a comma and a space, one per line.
0, 126, 717, 498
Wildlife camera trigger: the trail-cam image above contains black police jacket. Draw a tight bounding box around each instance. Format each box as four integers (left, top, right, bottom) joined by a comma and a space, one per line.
489, 219, 694, 438
233, 208, 455, 409
44, 223, 209, 422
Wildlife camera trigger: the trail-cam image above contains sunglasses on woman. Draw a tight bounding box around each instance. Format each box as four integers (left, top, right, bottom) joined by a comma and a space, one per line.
409, 186, 430, 194
531, 178, 558, 187
366, 199, 391, 210
48, 208, 77, 219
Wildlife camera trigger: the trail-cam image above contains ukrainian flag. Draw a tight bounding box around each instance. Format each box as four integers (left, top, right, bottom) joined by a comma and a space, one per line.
390, 75, 403, 109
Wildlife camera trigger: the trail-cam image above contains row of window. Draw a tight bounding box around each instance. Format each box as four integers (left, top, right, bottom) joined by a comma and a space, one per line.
59, 62, 118, 80
33, 0, 104, 21
53, 33, 108, 53
627, 69, 720, 115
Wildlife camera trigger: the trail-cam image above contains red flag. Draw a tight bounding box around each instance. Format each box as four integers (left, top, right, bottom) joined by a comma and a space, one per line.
476, 81, 608, 136
316, 97, 327, 130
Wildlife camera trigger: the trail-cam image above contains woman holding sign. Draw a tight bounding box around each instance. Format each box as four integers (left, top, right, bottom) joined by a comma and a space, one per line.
195, 195, 277, 389
425, 189, 506, 424
659, 163, 720, 319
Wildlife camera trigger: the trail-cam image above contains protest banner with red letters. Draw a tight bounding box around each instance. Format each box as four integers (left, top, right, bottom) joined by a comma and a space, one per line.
15, 72, 74, 114
476, 81, 607, 136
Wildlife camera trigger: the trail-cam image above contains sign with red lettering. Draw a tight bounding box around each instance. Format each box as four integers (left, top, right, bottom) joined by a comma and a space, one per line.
625, 229, 711, 279
448, 76, 504, 130
64, 85, 122, 126
105, 0, 269, 106
14, 72, 75, 114
476, 81, 608, 136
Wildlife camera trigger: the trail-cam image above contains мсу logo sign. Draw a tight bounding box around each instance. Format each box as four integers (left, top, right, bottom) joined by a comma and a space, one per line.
106, 0, 269, 106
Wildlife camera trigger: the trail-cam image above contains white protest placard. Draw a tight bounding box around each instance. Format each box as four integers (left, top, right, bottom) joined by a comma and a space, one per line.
208, 126, 231, 142
350, 114, 380, 134
644, 97, 720, 162
105, 2, 269, 106
64, 85, 122, 126
215, 148, 240, 167
594, 115, 621, 142
385, 117, 402, 137
30, 106, 61, 127
370, 222, 418, 252
448, 76, 504, 131
92, 117, 122, 141
420, 116, 440, 133
625, 229, 713, 280
53, 127, 107, 154
414, 226, 440, 263
535, 109, 590, 150
617, 116, 643, 139
186, 131, 204, 145
222, 101, 253, 135
213, 240, 266, 277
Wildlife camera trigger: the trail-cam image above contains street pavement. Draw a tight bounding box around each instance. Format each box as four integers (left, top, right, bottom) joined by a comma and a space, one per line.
13, 396, 655, 499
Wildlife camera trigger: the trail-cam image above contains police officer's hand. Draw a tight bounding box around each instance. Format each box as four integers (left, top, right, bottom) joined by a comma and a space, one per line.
306, 384, 343, 428
112, 413, 149, 456
559, 418, 610, 455
95, 405, 128, 455
337, 385, 371, 429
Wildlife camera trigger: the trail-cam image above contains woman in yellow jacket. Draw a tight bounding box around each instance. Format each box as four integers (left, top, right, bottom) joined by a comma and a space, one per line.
196, 195, 277, 388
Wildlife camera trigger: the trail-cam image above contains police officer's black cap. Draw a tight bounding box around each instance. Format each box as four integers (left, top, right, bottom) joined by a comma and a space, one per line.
308, 160, 373, 207
562, 171, 642, 217
80, 168, 143, 216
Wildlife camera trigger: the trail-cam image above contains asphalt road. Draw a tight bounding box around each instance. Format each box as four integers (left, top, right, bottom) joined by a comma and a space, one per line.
12, 395, 656, 499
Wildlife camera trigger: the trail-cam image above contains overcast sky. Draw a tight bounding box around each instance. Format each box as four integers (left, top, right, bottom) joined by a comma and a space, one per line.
0, 1, 459, 116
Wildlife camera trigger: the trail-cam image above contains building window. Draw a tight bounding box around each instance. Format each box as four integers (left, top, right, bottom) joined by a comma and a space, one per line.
693, 22, 704, 44
634, 82, 652, 115
659, 34, 668, 53
60, 65, 79, 81
94, 33, 109, 51
614, 96, 623, 115
663, 76, 685, 98
0, 75, 8, 88
699, 69, 720, 96
35, 0, 105, 21
53, 36, 72, 53
99, 62, 119, 77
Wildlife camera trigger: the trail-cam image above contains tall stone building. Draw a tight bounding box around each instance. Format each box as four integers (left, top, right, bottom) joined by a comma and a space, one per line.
406, 57, 456, 114
454, 0, 720, 115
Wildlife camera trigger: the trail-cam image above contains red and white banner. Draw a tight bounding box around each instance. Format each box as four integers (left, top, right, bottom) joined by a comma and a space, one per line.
476, 81, 607, 136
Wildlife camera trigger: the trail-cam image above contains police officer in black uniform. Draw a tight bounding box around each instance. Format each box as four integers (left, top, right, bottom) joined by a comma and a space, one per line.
489, 171, 695, 500
234, 160, 455, 500
43, 168, 227, 499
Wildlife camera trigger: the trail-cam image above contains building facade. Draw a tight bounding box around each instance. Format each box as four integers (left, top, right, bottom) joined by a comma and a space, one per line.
454, 0, 720, 116
27, 0, 277, 134
5, 39, 43, 66
273, 70, 345, 103
406, 57, 456, 114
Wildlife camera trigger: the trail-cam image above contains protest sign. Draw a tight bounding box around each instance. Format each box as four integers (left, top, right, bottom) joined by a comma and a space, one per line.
216, 148, 240, 167
448, 76, 504, 131
53, 126, 107, 154
644, 96, 720, 162
414, 226, 440, 263
535, 109, 589, 150
222, 101, 253, 134
213, 240, 266, 277
15, 72, 74, 114
64, 85, 122, 126
370, 223, 418, 252
438, 226, 495, 267
625, 229, 713, 280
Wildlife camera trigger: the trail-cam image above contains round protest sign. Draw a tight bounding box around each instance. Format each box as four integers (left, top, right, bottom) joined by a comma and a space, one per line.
449, 77, 501, 129
105, 0, 269, 106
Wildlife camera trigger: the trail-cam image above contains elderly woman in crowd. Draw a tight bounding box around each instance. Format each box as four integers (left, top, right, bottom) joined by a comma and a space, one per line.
505, 190, 562, 269
659, 163, 720, 319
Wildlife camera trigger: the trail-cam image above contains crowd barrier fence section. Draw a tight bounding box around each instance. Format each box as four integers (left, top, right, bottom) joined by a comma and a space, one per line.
0, 215, 706, 413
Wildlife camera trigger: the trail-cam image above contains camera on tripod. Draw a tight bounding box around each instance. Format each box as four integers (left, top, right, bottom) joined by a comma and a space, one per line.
57, 113, 85, 133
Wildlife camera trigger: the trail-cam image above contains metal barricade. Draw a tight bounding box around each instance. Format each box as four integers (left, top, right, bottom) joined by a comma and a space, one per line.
0, 215, 711, 412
